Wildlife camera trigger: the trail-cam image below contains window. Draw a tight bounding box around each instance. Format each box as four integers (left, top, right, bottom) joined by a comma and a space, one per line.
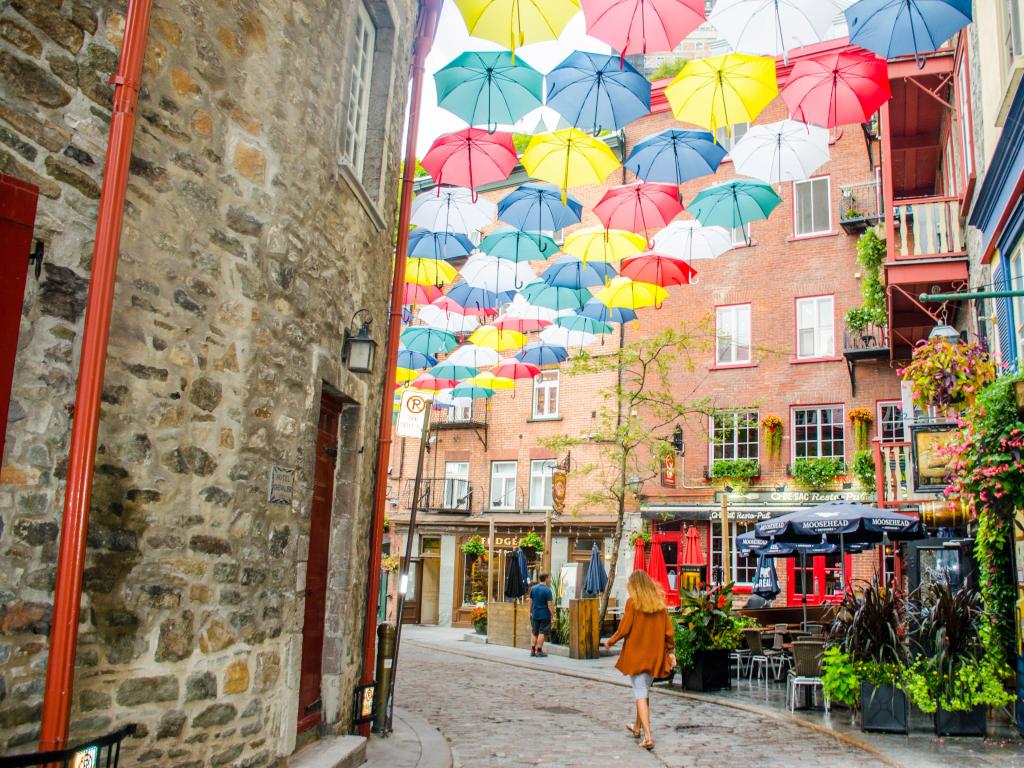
489, 461, 517, 509
529, 459, 557, 509
532, 370, 559, 419
715, 304, 751, 365
730, 222, 751, 245
793, 177, 831, 236
1010, 244, 1024, 353
710, 522, 757, 586
342, 2, 376, 179
957, 58, 973, 181
711, 410, 758, 462
793, 406, 845, 460
461, 538, 489, 605
443, 462, 470, 510
715, 121, 749, 153
451, 400, 473, 423
877, 401, 905, 443
796, 295, 835, 358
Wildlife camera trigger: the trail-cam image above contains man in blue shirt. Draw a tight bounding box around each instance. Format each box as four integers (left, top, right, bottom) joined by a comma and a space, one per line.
527, 572, 555, 658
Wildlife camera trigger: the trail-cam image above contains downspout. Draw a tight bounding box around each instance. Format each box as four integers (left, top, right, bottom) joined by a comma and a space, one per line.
360, 0, 441, 736
38, 0, 154, 751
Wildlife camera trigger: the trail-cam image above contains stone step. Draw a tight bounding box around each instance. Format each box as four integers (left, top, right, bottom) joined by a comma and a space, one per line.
288, 735, 366, 768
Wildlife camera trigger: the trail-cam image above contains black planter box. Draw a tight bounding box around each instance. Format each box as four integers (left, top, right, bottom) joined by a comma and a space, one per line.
934, 705, 986, 736
860, 683, 908, 733
683, 649, 732, 692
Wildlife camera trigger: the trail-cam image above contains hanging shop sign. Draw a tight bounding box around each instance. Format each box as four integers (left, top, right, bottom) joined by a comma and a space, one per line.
660, 453, 677, 488
909, 422, 957, 493
552, 468, 567, 514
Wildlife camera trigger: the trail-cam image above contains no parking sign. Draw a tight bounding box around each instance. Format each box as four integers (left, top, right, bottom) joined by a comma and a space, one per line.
395, 390, 432, 438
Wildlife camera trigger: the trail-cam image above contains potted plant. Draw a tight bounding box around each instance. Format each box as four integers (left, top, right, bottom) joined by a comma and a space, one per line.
898, 336, 997, 411
673, 583, 746, 692
461, 535, 487, 564
792, 457, 844, 491
851, 450, 876, 493
848, 408, 874, 451
629, 529, 651, 548
471, 605, 487, 635
761, 415, 783, 460
518, 530, 545, 561
709, 458, 759, 491
381, 553, 400, 574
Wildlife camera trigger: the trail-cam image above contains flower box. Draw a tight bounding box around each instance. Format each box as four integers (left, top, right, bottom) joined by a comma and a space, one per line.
860, 683, 908, 734
934, 705, 986, 737
682, 649, 731, 692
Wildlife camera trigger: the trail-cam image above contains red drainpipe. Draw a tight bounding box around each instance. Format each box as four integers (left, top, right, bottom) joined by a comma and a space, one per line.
38, 0, 154, 751
359, 0, 441, 736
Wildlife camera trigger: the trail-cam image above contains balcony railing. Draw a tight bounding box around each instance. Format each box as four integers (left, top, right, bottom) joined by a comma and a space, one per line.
892, 196, 965, 259
873, 441, 941, 507
840, 181, 883, 233
402, 477, 477, 515
431, 401, 487, 429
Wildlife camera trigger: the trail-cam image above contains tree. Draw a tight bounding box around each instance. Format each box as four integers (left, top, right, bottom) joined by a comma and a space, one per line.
649, 58, 688, 82
542, 325, 711, 623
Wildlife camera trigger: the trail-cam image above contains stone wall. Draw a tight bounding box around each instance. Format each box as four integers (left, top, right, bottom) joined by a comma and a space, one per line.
0, 0, 416, 763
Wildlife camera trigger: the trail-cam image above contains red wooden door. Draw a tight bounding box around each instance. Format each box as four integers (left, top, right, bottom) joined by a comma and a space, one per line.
297, 393, 343, 733
786, 553, 852, 606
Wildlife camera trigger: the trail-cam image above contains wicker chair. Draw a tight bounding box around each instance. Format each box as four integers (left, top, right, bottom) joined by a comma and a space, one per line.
787, 640, 829, 712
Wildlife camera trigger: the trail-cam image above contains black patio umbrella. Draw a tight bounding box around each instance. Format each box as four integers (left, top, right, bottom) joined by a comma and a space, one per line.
504, 549, 529, 599
752, 553, 780, 600
582, 542, 608, 597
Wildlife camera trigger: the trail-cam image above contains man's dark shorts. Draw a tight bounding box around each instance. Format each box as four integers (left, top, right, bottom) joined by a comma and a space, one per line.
531, 618, 551, 637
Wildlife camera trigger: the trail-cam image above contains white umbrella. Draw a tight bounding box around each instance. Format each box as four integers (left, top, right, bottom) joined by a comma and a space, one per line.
651, 221, 733, 261
709, 0, 843, 62
417, 304, 481, 334
540, 325, 597, 349
730, 120, 830, 185
433, 390, 473, 409
446, 343, 501, 369
410, 187, 496, 235
459, 254, 535, 293
504, 294, 559, 322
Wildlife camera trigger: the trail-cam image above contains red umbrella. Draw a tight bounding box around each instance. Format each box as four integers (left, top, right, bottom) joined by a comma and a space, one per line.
632, 538, 647, 572
593, 182, 683, 234
581, 0, 706, 58
421, 128, 518, 190
681, 526, 705, 567
403, 283, 443, 305
619, 251, 697, 287
492, 314, 552, 333
781, 49, 892, 129
411, 374, 458, 391
432, 295, 498, 318
646, 538, 670, 593
491, 359, 541, 380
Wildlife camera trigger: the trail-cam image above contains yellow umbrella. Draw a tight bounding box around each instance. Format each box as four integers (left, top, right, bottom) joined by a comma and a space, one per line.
406, 257, 458, 286
454, 0, 581, 51
467, 372, 515, 390
520, 129, 620, 200
469, 324, 528, 351
665, 53, 778, 136
562, 227, 646, 264
395, 367, 420, 383
594, 276, 667, 310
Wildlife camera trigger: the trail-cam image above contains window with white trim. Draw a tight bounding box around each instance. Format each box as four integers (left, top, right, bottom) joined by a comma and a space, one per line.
342, 2, 376, 179
711, 409, 759, 462
796, 295, 835, 358
877, 401, 905, 443
489, 461, 517, 509
529, 459, 557, 509
451, 400, 473, 423
443, 461, 470, 510
793, 406, 845, 459
710, 522, 757, 586
794, 177, 831, 236
715, 121, 749, 153
729, 222, 751, 245
532, 370, 559, 419
716, 304, 751, 365
1010, 243, 1024, 353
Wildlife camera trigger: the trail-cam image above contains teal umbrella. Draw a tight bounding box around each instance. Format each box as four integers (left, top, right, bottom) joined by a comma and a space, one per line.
555, 315, 613, 335
519, 281, 591, 312
400, 327, 458, 355
451, 384, 496, 399
478, 227, 558, 263
429, 362, 479, 381
434, 51, 544, 131
687, 180, 781, 243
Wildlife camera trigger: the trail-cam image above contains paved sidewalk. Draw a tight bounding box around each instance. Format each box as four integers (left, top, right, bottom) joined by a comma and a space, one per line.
364, 707, 452, 768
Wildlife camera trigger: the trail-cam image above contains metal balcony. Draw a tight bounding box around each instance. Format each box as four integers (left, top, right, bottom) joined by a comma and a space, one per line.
839, 181, 884, 234
403, 477, 477, 515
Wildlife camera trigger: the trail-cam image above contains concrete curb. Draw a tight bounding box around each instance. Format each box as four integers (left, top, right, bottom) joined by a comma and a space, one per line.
394, 708, 453, 768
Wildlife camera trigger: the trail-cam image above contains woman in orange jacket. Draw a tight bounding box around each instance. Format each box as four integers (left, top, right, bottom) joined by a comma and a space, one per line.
604, 569, 676, 751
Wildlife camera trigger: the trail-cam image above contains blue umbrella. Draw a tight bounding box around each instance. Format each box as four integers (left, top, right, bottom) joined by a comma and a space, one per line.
409, 229, 475, 260
540, 256, 616, 290
498, 182, 583, 233
446, 281, 501, 312
578, 298, 637, 324
555, 315, 613, 335
624, 129, 727, 185
845, 0, 972, 63
397, 348, 437, 369
546, 51, 652, 132
517, 342, 569, 366
583, 542, 608, 597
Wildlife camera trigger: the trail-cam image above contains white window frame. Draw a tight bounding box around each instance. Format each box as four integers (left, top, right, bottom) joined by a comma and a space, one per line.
451, 400, 473, 423
715, 304, 751, 365
729, 222, 751, 246
342, 1, 376, 179
529, 459, 557, 510
489, 461, 517, 510
1010, 243, 1024, 353
793, 176, 832, 237
796, 295, 835, 359
710, 409, 759, 464
792, 405, 845, 461
443, 461, 470, 510
877, 400, 905, 444
715, 121, 749, 154
710, 522, 756, 586
532, 370, 559, 419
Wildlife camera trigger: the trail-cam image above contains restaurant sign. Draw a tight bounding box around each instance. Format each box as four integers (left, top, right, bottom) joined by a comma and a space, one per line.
714, 490, 872, 504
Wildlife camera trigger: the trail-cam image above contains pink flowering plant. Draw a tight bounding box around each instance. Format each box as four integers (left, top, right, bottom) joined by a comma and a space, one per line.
898, 337, 997, 411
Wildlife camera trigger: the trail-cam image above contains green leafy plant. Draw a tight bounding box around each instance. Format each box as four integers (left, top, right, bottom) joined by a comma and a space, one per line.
649, 58, 688, 81
461, 535, 487, 558
821, 647, 861, 707
549, 572, 569, 645
710, 458, 759, 489
898, 337, 997, 411
844, 228, 887, 332
792, 457, 844, 490
672, 583, 747, 669
848, 407, 874, 451
761, 415, 783, 459
852, 450, 876, 493
629, 529, 651, 547
518, 531, 545, 552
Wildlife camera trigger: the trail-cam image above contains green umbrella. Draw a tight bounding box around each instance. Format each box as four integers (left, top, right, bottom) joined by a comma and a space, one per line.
687, 180, 781, 243
451, 385, 496, 399
400, 327, 458, 355
556, 315, 613, 335
434, 51, 544, 131
519, 281, 592, 312
478, 227, 559, 263
429, 362, 479, 381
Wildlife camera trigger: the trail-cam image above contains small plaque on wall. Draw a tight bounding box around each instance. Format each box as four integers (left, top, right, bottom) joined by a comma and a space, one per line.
268, 466, 296, 504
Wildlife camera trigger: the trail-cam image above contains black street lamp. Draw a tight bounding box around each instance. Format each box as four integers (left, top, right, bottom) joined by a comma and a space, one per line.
343, 309, 377, 373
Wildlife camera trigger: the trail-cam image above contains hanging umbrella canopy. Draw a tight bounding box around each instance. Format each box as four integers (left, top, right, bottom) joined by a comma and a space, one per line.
433, 391, 473, 410
753, 500, 925, 545
397, 348, 438, 370
400, 327, 458, 355
709, 0, 843, 61
581, 0, 706, 57
665, 53, 778, 136
516, 342, 569, 366
730, 119, 831, 185
432, 294, 498, 318
687, 180, 782, 232
446, 343, 502, 369
681, 526, 706, 566
593, 182, 684, 235
478, 227, 558, 262
619, 252, 697, 288
466, 372, 515, 389
503, 293, 564, 323
651, 220, 733, 261
455, 0, 582, 51
578, 298, 638, 324
395, 367, 420, 383
411, 373, 459, 392
782, 49, 891, 129
491, 358, 542, 380
446, 281, 502, 314
540, 324, 597, 349
555, 314, 613, 335
752, 554, 781, 600
417, 304, 481, 334
520, 129, 622, 199
546, 51, 652, 132
452, 384, 497, 399
408, 229, 475, 261
646, 539, 670, 593
497, 182, 583, 233
460, 254, 536, 293
434, 51, 544, 130
593, 276, 667, 310
410, 187, 496, 234
583, 542, 609, 596
632, 538, 647, 571
421, 128, 518, 190
492, 313, 551, 333
845, 0, 972, 62
429, 361, 480, 381
406, 257, 458, 286
468, 324, 528, 351
403, 282, 444, 306
541, 255, 616, 290
520, 281, 592, 312
562, 227, 646, 264
624, 128, 727, 185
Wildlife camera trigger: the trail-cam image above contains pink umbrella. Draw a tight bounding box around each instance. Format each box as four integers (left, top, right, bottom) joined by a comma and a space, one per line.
619, 251, 697, 287
632, 538, 647, 572
431, 295, 498, 318
491, 359, 542, 380
646, 538, 670, 593
781, 49, 892, 129
593, 182, 684, 235
421, 128, 518, 191
492, 314, 552, 333
581, 0, 706, 58
403, 283, 443, 306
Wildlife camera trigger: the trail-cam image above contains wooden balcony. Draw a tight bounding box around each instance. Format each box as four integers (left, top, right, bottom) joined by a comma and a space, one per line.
873, 441, 940, 508
891, 196, 965, 260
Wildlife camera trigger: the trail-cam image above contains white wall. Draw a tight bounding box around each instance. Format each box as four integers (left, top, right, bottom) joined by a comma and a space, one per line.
438, 534, 457, 626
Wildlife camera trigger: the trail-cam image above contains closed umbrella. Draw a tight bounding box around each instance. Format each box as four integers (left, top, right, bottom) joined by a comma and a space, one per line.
845, 0, 972, 63
632, 538, 647, 572
665, 53, 778, 136
752, 554, 781, 600
646, 538, 670, 593
681, 526, 705, 567
421, 128, 518, 190
409, 229, 475, 261
593, 182, 684, 235
709, 0, 843, 62
520, 129, 622, 200
410, 187, 496, 234
651, 221, 733, 261
624, 128, 727, 186
583, 542, 609, 597
546, 51, 652, 132
434, 51, 543, 130
730, 120, 830, 185
479, 227, 558, 262
781, 48, 891, 129
454, 0, 582, 51
580, 0, 706, 57
498, 182, 583, 233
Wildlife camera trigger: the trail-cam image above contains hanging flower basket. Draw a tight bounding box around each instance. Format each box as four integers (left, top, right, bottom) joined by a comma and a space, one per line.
629, 530, 651, 548
849, 408, 874, 451
898, 337, 997, 411
761, 415, 783, 460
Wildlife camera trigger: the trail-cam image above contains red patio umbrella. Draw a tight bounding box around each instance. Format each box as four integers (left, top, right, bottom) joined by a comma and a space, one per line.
403, 283, 443, 306
431, 295, 498, 318
593, 182, 684, 235
491, 358, 542, 380
619, 251, 697, 287
581, 0, 706, 58
681, 525, 705, 567
421, 128, 518, 191
492, 314, 552, 333
781, 48, 892, 129
646, 538, 670, 593
632, 538, 647, 572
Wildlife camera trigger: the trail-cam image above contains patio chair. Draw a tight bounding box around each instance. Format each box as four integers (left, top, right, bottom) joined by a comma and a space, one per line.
803, 623, 824, 636
730, 633, 751, 680
787, 640, 829, 712
768, 630, 792, 679
743, 629, 785, 683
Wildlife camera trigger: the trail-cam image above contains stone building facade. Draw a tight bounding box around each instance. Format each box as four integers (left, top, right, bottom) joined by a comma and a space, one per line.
0, 0, 416, 764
